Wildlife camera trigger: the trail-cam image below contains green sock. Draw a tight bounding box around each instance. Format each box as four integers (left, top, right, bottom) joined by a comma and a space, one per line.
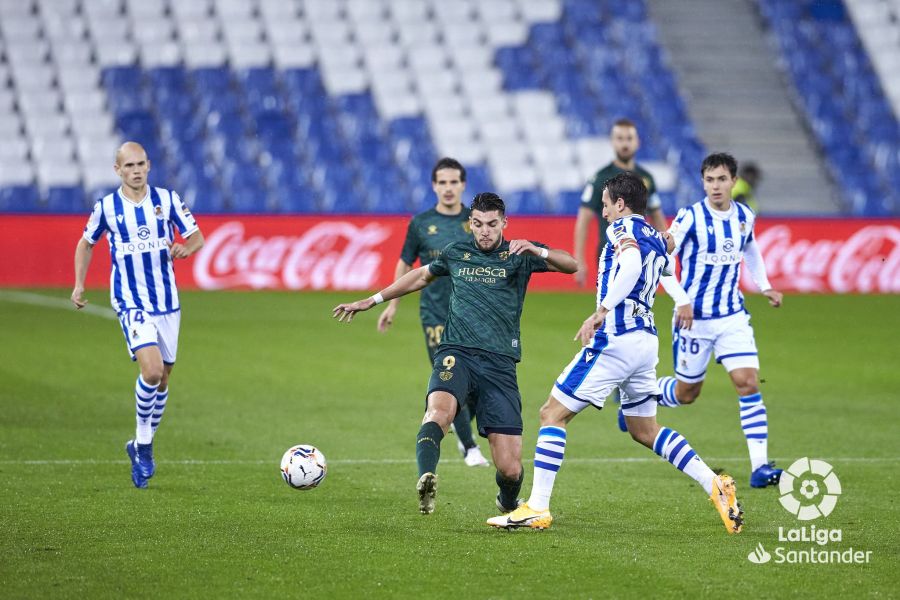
496, 469, 524, 511
452, 404, 477, 450
416, 421, 444, 477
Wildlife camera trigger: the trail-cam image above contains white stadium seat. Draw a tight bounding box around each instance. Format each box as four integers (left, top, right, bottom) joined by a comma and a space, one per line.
140, 40, 183, 67
181, 41, 227, 67
272, 44, 316, 69
0, 137, 30, 162
0, 159, 35, 186
227, 42, 272, 69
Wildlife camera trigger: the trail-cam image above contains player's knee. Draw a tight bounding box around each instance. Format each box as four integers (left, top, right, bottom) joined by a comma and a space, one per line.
735, 381, 759, 397
496, 462, 522, 481
422, 408, 453, 430
142, 367, 163, 386
538, 396, 573, 427
731, 372, 759, 397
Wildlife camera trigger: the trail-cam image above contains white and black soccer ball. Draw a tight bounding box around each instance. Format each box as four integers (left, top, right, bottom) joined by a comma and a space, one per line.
280, 445, 327, 490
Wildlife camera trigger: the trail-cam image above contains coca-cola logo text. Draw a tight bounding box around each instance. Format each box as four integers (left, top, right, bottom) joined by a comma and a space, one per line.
193, 221, 393, 290
747, 225, 900, 293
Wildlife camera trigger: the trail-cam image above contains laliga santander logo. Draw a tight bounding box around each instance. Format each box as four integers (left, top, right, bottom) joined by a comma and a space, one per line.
778, 457, 841, 521
193, 221, 392, 290
747, 224, 900, 293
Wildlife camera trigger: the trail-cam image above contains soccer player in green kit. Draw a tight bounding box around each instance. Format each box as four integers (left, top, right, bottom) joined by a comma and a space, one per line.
375, 158, 489, 468
334, 193, 578, 515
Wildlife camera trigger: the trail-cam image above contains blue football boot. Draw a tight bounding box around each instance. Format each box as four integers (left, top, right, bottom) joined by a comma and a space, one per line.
750, 462, 782, 488
136, 441, 155, 478
125, 440, 148, 489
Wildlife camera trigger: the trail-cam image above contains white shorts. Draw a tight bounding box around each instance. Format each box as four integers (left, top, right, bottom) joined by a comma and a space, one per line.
672, 311, 759, 383
117, 308, 181, 364
552, 329, 660, 418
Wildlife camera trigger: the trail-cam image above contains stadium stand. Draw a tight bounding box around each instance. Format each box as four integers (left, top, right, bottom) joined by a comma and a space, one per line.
759, 0, 899, 215
0, 0, 895, 215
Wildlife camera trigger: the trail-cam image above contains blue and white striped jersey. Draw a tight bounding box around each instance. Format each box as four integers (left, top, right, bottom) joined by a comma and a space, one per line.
597, 215, 672, 336
82, 186, 199, 314
669, 198, 756, 319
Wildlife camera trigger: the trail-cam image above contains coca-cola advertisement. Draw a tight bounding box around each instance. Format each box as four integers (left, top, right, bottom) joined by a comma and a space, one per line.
1, 215, 898, 293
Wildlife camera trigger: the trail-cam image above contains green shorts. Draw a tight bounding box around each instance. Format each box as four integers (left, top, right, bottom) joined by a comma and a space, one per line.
426, 345, 522, 437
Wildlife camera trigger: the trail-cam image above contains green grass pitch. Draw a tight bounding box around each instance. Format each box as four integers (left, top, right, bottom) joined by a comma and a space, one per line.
1, 289, 897, 598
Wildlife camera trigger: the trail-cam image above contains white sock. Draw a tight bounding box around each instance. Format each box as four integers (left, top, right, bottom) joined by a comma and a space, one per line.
652, 427, 715, 495
527, 426, 567, 511
739, 393, 769, 471
135, 375, 158, 445
656, 376, 681, 407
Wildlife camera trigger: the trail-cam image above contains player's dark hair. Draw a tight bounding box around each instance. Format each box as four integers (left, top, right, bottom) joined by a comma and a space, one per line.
470, 192, 505, 216
701, 152, 738, 178
431, 157, 466, 182
603, 172, 647, 214
612, 117, 637, 130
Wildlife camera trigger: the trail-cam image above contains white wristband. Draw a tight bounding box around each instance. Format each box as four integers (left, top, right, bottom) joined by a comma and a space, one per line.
372, 292, 384, 305
539, 247, 549, 259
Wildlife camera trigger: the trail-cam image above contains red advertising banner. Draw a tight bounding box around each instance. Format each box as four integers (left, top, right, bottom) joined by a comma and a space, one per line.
2, 214, 898, 293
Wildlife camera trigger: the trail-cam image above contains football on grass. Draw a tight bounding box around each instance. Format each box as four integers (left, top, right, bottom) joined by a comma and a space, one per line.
280, 445, 327, 490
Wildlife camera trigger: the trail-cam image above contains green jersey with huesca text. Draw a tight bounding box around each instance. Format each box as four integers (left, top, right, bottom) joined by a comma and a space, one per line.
428, 238, 549, 362
400, 207, 471, 325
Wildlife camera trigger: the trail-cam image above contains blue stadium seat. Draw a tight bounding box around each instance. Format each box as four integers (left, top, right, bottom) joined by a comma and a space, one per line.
0, 185, 40, 212
46, 186, 87, 213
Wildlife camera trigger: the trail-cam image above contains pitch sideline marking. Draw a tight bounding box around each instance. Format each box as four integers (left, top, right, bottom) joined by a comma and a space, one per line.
1, 457, 897, 466
0, 290, 117, 320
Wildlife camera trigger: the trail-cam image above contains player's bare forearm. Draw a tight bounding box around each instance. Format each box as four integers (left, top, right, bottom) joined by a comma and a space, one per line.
171, 230, 204, 259
509, 239, 578, 273
388, 260, 413, 308
333, 266, 434, 323
377, 260, 414, 332
545, 248, 578, 273
573, 208, 592, 285
72, 238, 94, 309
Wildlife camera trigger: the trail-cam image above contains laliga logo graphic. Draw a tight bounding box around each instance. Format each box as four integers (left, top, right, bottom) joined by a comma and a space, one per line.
747, 543, 772, 564
778, 457, 841, 520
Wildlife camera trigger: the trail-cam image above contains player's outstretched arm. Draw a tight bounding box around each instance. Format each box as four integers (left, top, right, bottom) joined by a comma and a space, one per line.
377, 259, 413, 333
572, 207, 594, 286
508, 239, 578, 274
72, 237, 95, 309
333, 265, 435, 323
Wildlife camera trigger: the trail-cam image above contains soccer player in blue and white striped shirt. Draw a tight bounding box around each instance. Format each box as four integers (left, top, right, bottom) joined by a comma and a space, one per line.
488, 172, 743, 534
657, 152, 784, 489
71, 142, 204, 489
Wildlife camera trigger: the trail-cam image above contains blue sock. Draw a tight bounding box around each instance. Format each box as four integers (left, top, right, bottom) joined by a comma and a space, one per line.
652, 427, 715, 495
656, 376, 681, 407
739, 393, 768, 471
152, 388, 168, 436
